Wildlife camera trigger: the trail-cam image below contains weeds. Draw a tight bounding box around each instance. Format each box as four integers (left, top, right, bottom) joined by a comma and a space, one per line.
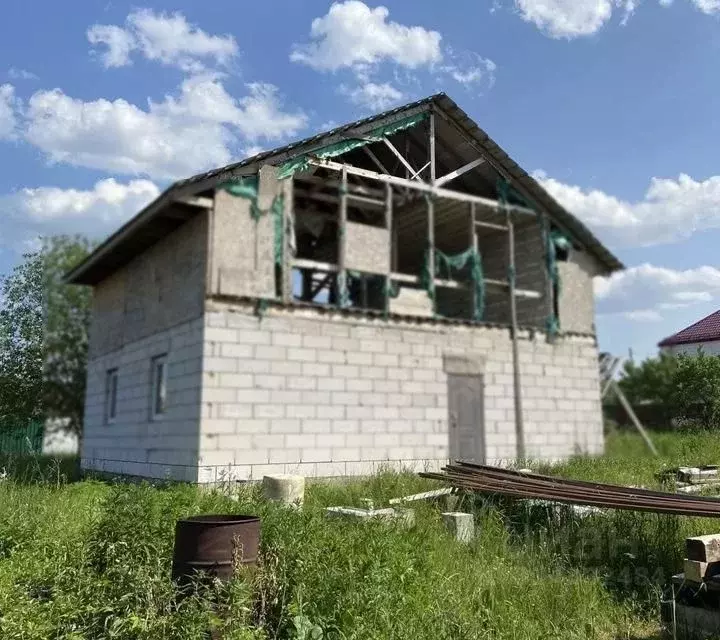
0, 432, 715, 639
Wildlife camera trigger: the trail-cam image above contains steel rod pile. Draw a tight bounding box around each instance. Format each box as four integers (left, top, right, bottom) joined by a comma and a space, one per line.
420, 462, 720, 518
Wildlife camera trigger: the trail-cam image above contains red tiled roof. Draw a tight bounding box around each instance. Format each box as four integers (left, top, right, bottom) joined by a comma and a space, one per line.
658, 310, 720, 347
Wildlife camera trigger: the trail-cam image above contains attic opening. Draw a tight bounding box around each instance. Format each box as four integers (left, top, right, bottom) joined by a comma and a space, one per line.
283, 113, 550, 327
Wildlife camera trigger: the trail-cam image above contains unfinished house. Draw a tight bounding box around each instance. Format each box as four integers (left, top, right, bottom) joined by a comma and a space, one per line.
67, 93, 623, 483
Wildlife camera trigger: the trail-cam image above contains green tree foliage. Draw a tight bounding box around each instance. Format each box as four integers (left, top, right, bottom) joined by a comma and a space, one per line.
0, 250, 44, 426
612, 350, 720, 430
0, 236, 92, 436
671, 350, 720, 429
616, 353, 678, 420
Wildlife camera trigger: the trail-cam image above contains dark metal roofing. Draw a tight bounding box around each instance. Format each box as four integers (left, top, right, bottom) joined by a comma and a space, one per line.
66, 92, 623, 285
658, 310, 720, 347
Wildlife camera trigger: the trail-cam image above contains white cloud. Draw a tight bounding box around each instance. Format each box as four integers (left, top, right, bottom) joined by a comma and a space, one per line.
2, 178, 160, 247
7, 68, 38, 81
234, 83, 308, 141
513, 0, 639, 38
440, 51, 497, 87
343, 81, 403, 110
291, 1, 442, 72
535, 171, 720, 247
513, 0, 720, 38
88, 9, 238, 72
87, 24, 137, 68
692, 0, 720, 13
594, 264, 720, 320
292, 2, 495, 106
23, 76, 306, 179
15, 178, 159, 222
0, 84, 19, 140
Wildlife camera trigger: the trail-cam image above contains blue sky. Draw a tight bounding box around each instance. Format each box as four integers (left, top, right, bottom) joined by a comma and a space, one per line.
2, 0, 720, 361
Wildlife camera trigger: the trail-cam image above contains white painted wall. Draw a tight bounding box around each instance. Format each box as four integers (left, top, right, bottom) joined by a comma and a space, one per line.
662, 341, 720, 357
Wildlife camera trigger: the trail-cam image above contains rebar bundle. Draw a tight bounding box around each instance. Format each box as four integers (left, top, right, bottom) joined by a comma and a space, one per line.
420, 463, 720, 518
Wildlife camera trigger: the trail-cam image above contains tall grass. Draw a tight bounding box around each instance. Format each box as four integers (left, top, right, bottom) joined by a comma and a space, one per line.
0, 431, 716, 639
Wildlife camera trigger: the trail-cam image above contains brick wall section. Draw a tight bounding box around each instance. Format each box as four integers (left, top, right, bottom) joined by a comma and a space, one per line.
480, 221, 547, 327
558, 250, 603, 334
81, 317, 205, 481
88, 212, 208, 358
196, 300, 603, 482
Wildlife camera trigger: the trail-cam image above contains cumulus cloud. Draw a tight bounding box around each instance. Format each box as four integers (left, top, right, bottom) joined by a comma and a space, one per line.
342, 81, 403, 110
513, 0, 720, 38
535, 171, 720, 247
292, 1, 495, 107
23, 77, 306, 179
0, 84, 19, 140
692, 0, 720, 13
88, 9, 238, 72
14, 178, 159, 223
1, 178, 160, 248
513, 0, 625, 38
594, 264, 720, 320
291, 1, 442, 71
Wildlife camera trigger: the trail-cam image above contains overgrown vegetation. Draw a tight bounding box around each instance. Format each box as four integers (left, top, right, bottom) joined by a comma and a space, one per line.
1, 432, 719, 639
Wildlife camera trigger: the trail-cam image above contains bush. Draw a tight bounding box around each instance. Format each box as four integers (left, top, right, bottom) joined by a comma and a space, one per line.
612, 351, 720, 430
671, 351, 720, 429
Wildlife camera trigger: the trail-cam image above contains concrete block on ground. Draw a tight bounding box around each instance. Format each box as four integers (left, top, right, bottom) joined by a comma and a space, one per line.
262, 474, 305, 507
687, 534, 720, 563
684, 559, 720, 584
442, 512, 475, 542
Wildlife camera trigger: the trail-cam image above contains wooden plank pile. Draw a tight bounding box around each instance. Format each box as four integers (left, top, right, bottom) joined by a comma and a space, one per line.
663, 534, 720, 639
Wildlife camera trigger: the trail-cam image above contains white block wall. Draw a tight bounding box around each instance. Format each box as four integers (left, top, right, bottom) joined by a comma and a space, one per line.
81, 317, 205, 481
663, 340, 720, 357
196, 301, 603, 482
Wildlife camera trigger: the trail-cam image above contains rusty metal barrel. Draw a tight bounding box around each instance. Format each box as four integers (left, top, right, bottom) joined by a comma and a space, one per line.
171, 515, 261, 586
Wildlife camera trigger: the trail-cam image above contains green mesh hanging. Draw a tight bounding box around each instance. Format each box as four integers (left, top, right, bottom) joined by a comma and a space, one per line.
497, 178, 566, 336
277, 112, 428, 179
421, 245, 485, 321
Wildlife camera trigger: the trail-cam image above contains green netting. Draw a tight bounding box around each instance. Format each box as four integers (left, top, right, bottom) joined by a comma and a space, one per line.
497, 178, 568, 336
219, 177, 285, 267
421, 246, 485, 321
277, 112, 428, 179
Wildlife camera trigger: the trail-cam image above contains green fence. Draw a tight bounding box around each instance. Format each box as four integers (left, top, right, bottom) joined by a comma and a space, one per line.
0, 421, 44, 454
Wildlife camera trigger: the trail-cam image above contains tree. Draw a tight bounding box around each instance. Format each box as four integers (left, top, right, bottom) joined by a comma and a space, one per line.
671, 350, 720, 429
0, 250, 44, 426
0, 235, 93, 438
617, 352, 678, 411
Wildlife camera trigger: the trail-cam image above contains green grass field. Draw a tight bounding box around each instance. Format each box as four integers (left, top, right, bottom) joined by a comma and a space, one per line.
0, 431, 718, 639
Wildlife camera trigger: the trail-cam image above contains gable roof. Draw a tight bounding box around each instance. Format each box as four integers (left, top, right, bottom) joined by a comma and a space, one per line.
66, 92, 623, 285
658, 310, 720, 347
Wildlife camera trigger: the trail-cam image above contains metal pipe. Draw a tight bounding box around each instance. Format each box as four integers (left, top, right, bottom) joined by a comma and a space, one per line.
507, 210, 525, 460
338, 166, 348, 306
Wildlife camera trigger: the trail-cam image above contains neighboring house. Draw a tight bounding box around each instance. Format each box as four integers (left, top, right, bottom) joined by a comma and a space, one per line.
658, 310, 720, 356
66, 93, 623, 483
